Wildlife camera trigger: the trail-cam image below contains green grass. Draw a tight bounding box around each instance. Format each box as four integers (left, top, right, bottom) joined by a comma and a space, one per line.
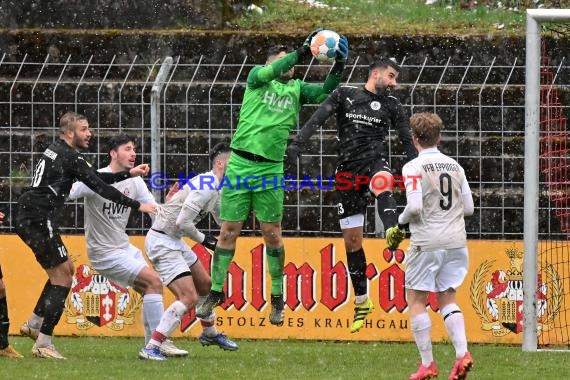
234, 0, 527, 36
2, 336, 567, 379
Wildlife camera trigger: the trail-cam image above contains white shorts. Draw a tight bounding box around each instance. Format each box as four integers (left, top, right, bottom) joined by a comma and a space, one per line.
404, 246, 469, 292
87, 244, 148, 288
145, 229, 198, 286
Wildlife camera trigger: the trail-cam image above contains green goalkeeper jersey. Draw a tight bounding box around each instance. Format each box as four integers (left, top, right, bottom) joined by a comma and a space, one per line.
230, 51, 342, 163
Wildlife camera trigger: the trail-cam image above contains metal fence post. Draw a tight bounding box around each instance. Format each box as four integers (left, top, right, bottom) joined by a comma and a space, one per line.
150, 56, 173, 201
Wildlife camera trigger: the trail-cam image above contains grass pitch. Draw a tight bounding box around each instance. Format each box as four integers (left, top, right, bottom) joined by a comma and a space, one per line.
1, 336, 566, 379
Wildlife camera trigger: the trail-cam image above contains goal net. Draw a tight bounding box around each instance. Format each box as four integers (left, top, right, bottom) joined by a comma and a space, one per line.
524, 8, 570, 351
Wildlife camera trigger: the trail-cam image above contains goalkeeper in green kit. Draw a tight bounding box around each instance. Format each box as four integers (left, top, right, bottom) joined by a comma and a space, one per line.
196, 29, 349, 325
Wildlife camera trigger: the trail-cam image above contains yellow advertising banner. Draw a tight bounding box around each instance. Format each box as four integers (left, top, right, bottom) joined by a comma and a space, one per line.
0, 235, 566, 344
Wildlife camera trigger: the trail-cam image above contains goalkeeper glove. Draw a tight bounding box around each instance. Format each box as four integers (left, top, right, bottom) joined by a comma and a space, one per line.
296, 28, 323, 57
385, 225, 406, 250
202, 234, 218, 251
336, 35, 349, 62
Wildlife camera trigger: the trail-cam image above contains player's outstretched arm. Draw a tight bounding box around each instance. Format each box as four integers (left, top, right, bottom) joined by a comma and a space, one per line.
71, 158, 142, 210
287, 89, 341, 161
138, 203, 158, 215
129, 163, 150, 177
393, 105, 418, 161
249, 29, 323, 88
300, 35, 348, 104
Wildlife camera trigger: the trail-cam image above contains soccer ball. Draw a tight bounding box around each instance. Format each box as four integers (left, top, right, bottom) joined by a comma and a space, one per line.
310, 30, 340, 63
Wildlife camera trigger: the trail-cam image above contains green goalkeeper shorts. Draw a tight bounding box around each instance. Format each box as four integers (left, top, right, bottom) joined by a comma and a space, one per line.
219, 153, 284, 223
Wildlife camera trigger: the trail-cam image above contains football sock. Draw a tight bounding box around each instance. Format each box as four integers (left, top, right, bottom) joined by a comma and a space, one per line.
201, 318, 218, 337
32, 280, 51, 319
36, 332, 52, 347
142, 293, 164, 344
266, 247, 285, 296
211, 247, 235, 293
39, 284, 70, 337
0, 296, 9, 349
441, 303, 468, 358
411, 313, 433, 367
197, 296, 218, 336
28, 313, 43, 330
149, 300, 187, 347
347, 248, 368, 297
376, 192, 398, 229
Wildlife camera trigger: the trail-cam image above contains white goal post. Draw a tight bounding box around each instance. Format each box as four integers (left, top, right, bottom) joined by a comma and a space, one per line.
523, 8, 570, 352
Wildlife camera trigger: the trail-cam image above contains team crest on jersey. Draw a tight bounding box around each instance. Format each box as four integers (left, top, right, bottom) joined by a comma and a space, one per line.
370, 101, 381, 111
470, 247, 561, 337
64, 264, 142, 331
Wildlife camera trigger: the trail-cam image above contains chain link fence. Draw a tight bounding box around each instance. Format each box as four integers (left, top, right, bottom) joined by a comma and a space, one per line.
1, 53, 567, 239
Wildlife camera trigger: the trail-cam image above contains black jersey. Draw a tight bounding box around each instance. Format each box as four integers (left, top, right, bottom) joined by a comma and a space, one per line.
298, 85, 416, 172
17, 138, 140, 219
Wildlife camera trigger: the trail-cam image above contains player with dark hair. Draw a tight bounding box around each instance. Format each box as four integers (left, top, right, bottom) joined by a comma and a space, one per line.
143, 142, 238, 358
0, 212, 23, 358
386, 112, 474, 380
63, 133, 186, 360
15, 112, 156, 359
197, 30, 349, 326
286, 58, 417, 333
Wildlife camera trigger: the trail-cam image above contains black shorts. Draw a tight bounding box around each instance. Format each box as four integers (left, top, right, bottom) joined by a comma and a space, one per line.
15, 215, 69, 270
334, 158, 392, 220
0, 264, 3, 279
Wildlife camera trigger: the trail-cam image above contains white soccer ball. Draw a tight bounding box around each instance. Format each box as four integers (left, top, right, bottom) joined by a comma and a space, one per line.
310, 29, 340, 63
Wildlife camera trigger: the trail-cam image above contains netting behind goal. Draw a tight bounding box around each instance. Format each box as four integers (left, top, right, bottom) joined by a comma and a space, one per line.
524, 9, 570, 351
538, 50, 570, 349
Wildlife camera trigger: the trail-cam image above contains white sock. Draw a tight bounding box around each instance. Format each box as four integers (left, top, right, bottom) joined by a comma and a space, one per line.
355, 295, 368, 304
29, 313, 43, 329
411, 313, 433, 366
200, 310, 218, 337
36, 332, 52, 347
149, 301, 188, 347
142, 294, 164, 345
441, 303, 468, 358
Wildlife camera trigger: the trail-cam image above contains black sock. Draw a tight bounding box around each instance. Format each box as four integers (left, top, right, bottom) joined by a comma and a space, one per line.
40, 285, 70, 337
33, 280, 51, 318
0, 296, 9, 348
376, 192, 398, 229
347, 248, 368, 297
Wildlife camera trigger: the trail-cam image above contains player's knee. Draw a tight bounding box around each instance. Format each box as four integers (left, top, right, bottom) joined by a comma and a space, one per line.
147, 273, 163, 294
61, 274, 73, 288
219, 228, 240, 245
180, 291, 199, 310
260, 223, 282, 247
67, 260, 75, 277
369, 171, 393, 197
344, 238, 362, 253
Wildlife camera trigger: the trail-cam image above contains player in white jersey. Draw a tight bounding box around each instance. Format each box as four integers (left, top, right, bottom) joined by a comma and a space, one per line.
64, 134, 186, 360
143, 142, 238, 355
385, 113, 474, 380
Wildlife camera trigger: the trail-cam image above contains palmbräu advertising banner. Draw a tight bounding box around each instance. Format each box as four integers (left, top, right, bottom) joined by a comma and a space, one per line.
1, 236, 564, 344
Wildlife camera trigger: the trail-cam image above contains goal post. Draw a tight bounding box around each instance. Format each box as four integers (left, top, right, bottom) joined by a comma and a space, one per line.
523, 8, 570, 352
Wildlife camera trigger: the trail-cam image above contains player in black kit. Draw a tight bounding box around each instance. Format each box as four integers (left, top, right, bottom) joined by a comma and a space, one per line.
286, 59, 416, 333
15, 111, 157, 359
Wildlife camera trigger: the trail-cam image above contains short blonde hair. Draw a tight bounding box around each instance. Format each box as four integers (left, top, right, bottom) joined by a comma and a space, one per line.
409, 112, 442, 147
